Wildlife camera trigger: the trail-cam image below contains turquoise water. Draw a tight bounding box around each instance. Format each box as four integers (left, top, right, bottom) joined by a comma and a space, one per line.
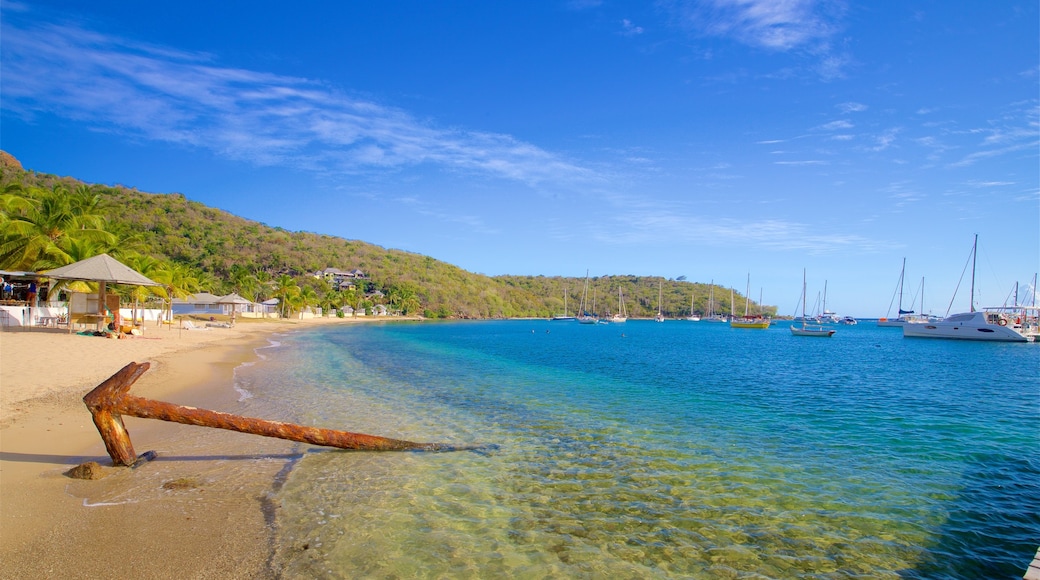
236, 320, 1039, 578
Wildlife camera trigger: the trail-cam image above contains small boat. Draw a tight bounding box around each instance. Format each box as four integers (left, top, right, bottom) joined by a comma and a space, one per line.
791, 270, 835, 337
902, 235, 1036, 342
611, 287, 628, 323
730, 274, 770, 329
841, 316, 857, 325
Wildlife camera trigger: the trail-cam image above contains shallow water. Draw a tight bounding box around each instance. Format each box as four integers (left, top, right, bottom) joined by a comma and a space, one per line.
233, 320, 1038, 578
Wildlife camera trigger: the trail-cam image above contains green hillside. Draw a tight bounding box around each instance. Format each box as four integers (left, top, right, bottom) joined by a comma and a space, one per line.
0, 152, 772, 319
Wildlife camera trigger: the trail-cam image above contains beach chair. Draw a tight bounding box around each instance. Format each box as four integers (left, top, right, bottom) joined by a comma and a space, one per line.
181, 320, 211, 331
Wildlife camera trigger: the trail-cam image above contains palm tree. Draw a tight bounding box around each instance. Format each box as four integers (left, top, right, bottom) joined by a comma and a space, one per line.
273, 274, 300, 318
151, 262, 201, 326
298, 286, 318, 318
0, 184, 116, 270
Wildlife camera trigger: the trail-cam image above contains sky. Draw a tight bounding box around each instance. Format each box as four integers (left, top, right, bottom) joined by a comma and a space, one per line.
2, 1, 1037, 318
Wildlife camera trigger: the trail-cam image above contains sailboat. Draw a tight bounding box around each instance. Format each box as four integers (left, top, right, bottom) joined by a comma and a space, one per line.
903, 235, 1035, 342
704, 280, 726, 322
576, 270, 598, 324
791, 270, 835, 337
819, 281, 840, 323
611, 287, 628, 323
878, 259, 917, 327
654, 280, 665, 322
685, 289, 700, 321
730, 274, 770, 329
551, 286, 575, 321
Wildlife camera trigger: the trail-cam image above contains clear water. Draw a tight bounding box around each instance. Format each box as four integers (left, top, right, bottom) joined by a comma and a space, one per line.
233, 321, 1039, 578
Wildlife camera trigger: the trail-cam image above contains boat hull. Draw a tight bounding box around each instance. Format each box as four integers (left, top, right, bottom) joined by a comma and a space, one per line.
902, 311, 1030, 342
791, 326, 835, 337
730, 319, 770, 329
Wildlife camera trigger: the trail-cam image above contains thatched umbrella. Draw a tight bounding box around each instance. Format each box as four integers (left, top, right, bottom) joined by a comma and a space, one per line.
41, 254, 160, 332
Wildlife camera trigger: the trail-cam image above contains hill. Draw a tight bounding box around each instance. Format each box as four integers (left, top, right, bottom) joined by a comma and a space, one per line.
0, 153, 771, 319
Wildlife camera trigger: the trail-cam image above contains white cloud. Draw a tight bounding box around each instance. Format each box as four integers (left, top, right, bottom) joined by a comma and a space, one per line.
837, 102, 867, 113
672, 0, 845, 51
0, 17, 596, 189
620, 19, 645, 35
818, 120, 853, 131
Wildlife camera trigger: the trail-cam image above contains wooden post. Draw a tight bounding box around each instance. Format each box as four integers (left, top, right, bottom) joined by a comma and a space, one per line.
84, 362, 462, 467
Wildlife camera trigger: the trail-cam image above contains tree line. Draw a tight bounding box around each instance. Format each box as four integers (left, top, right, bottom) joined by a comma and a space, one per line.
0, 155, 773, 319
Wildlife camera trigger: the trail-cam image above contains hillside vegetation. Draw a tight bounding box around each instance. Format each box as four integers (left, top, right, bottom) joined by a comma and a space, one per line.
0, 153, 773, 319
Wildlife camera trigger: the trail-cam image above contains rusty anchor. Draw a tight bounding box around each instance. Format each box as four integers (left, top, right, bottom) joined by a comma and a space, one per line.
84, 362, 461, 467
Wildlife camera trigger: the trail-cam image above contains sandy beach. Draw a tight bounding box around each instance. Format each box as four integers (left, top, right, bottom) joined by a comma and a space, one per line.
0, 316, 378, 578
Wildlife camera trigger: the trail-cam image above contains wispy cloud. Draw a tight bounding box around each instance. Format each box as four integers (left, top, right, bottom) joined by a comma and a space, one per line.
620, 19, 645, 36
669, 0, 845, 51
0, 15, 595, 188
597, 207, 891, 253
817, 120, 853, 131
837, 102, 867, 113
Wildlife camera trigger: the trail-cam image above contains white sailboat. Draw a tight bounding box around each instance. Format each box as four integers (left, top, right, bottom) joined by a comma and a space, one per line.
611, 287, 628, 323
819, 281, 840, 323
704, 280, 727, 322
903, 235, 1036, 342
576, 270, 598, 324
685, 289, 700, 321
791, 269, 835, 337
878, 259, 918, 327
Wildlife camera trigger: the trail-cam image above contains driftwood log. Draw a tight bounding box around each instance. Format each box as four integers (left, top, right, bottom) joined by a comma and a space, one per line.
84, 362, 456, 467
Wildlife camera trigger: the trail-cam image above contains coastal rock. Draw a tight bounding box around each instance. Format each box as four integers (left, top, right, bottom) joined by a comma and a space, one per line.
65, 461, 107, 480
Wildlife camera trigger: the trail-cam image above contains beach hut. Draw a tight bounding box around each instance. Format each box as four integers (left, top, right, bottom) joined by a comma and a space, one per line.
217, 293, 252, 318
41, 253, 160, 332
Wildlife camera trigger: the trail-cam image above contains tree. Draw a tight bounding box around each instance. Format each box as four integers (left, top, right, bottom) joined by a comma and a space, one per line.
151, 262, 201, 324
273, 274, 300, 318
0, 184, 116, 270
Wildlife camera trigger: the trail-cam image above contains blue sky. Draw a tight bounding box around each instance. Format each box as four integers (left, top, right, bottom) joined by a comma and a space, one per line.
2, 1, 1037, 317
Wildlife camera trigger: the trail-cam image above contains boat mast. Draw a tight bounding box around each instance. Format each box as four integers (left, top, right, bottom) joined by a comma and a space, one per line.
1027, 272, 1035, 309
744, 273, 750, 317
970, 234, 977, 312
898, 258, 905, 315
708, 280, 714, 317
801, 269, 807, 327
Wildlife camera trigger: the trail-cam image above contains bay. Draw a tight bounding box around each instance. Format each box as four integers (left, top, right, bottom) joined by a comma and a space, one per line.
234, 320, 1039, 578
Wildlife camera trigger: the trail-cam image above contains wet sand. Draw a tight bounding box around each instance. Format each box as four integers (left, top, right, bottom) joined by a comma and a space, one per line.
0, 317, 387, 578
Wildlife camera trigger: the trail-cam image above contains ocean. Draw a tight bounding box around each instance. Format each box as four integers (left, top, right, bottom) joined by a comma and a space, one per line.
233, 320, 1039, 578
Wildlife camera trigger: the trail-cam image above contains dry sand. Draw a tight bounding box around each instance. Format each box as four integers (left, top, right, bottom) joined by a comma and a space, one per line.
0, 316, 383, 578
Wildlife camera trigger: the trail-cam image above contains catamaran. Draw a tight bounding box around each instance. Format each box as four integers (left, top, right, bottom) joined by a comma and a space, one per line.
903, 235, 1037, 342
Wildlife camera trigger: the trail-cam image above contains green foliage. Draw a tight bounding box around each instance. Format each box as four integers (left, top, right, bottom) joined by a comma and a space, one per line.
0, 157, 774, 318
